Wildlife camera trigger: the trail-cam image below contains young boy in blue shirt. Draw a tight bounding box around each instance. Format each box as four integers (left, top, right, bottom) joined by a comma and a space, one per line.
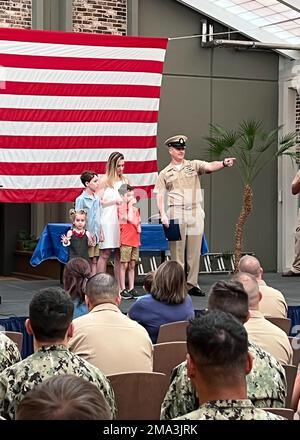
75, 171, 102, 275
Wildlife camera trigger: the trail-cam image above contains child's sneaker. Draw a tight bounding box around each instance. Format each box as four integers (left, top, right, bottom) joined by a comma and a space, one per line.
128, 288, 142, 299
120, 289, 132, 300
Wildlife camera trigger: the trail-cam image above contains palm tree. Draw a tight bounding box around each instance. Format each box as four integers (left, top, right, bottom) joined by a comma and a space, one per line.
205, 120, 297, 272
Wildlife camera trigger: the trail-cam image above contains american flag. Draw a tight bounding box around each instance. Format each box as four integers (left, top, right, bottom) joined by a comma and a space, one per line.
0, 27, 168, 203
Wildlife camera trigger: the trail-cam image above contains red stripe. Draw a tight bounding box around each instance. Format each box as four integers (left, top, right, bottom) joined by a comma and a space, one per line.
0, 54, 165, 74
0, 28, 168, 49
0, 161, 158, 176
0, 185, 154, 203
0, 135, 157, 149
1, 82, 160, 98
0, 109, 158, 123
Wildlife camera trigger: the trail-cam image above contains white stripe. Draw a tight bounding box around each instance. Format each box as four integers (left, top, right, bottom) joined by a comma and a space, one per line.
0, 94, 160, 111
1, 67, 162, 86
0, 173, 158, 189
0, 40, 166, 62
0, 148, 157, 163
0, 121, 157, 137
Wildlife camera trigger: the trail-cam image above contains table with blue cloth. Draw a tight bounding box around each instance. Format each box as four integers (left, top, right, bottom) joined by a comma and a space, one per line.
30, 223, 209, 267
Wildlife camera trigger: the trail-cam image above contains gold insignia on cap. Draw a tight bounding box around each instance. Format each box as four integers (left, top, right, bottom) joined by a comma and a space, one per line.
164, 134, 188, 148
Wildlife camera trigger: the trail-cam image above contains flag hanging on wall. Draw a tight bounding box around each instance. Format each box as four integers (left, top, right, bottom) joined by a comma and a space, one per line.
0, 27, 168, 203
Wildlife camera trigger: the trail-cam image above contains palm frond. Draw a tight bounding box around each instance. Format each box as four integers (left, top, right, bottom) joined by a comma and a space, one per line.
255, 127, 280, 153
204, 124, 238, 159
277, 132, 297, 156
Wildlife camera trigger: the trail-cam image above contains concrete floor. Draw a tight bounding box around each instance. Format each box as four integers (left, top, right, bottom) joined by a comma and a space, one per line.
0, 272, 299, 318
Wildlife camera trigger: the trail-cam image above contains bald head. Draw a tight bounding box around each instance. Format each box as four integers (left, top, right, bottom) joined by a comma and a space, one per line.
231, 273, 260, 310
238, 255, 262, 279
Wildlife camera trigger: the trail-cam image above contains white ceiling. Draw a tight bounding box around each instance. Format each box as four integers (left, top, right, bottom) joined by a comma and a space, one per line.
176, 0, 300, 59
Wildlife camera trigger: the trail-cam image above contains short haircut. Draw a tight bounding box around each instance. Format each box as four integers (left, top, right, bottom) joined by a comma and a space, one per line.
118, 183, 134, 197
231, 272, 260, 309
63, 257, 91, 304
29, 287, 74, 342
86, 273, 119, 304
143, 271, 154, 293
208, 280, 249, 324
239, 255, 261, 277
80, 171, 98, 187
187, 311, 248, 384
16, 375, 112, 420
152, 260, 187, 304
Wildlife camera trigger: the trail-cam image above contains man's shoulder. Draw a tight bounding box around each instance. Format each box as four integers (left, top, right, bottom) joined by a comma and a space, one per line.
158, 163, 173, 175
0, 354, 39, 382
259, 284, 285, 299
248, 341, 285, 388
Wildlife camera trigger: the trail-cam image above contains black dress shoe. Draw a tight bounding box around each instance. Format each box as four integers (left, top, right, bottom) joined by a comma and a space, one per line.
188, 286, 205, 297
282, 270, 300, 277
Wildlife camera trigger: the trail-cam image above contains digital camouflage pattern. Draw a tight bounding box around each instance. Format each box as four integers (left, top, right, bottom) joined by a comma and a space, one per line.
0, 333, 21, 373
174, 399, 285, 420
0, 344, 116, 420
161, 341, 287, 420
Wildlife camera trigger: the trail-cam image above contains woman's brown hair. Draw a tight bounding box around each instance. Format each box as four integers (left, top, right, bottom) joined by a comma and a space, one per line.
105, 151, 127, 188
152, 260, 187, 304
63, 257, 91, 304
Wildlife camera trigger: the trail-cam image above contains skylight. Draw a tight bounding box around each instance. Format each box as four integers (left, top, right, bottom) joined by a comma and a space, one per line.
176, 0, 300, 58
209, 0, 300, 44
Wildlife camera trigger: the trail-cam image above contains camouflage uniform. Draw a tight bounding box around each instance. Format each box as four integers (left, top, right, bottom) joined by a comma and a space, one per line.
0, 333, 21, 373
174, 399, 284, 420
161, 341, 286, 420
0, 344, 116, 420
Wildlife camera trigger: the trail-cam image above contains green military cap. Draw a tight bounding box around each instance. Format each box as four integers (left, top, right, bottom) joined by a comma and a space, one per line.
165, 135, 187, 149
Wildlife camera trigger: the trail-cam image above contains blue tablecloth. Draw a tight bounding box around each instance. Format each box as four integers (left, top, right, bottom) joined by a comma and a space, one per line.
31, 223, 209, 266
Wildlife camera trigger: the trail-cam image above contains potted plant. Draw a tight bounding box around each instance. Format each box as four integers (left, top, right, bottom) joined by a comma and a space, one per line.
16, 230, 38, 252
205, 120, 297, 271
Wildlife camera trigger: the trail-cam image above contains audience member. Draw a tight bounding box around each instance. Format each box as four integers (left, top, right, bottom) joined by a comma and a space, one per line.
0, 332, 21, 373
63, 257, 90, 319
143, 271, 154, 294
16, 375, 112, 420
161, 280, 286, 419
239, 255, 287, 318
0, 287, 115, 420
233, 272, 292, 365
128, 260, 195, 343
69, 273, 153, 375
174, 311, 283, 420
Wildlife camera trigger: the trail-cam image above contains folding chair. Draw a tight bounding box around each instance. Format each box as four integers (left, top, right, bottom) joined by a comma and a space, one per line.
265, 317, 291, 335
283, 364, 297, 408
288, 336, 300, 367
153, 341, 187, 380
5, 331, 23, 353
156, 320, 189, 344
107, 372, 169, 420
264, 407, 294, 420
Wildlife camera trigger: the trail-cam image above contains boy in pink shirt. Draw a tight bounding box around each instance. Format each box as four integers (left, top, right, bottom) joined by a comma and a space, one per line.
117, 184, 141, 299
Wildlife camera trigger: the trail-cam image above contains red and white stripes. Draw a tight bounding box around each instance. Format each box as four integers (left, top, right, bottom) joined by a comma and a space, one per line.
0, 28, 168, 202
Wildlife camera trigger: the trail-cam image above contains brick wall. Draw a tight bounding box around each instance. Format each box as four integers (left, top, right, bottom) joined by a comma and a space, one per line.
73, 0, 127, 35
0, 0, 31, 29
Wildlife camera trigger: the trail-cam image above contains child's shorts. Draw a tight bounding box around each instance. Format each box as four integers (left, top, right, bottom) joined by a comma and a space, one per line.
88, 244, 100, 258
120, 245, 139, 263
